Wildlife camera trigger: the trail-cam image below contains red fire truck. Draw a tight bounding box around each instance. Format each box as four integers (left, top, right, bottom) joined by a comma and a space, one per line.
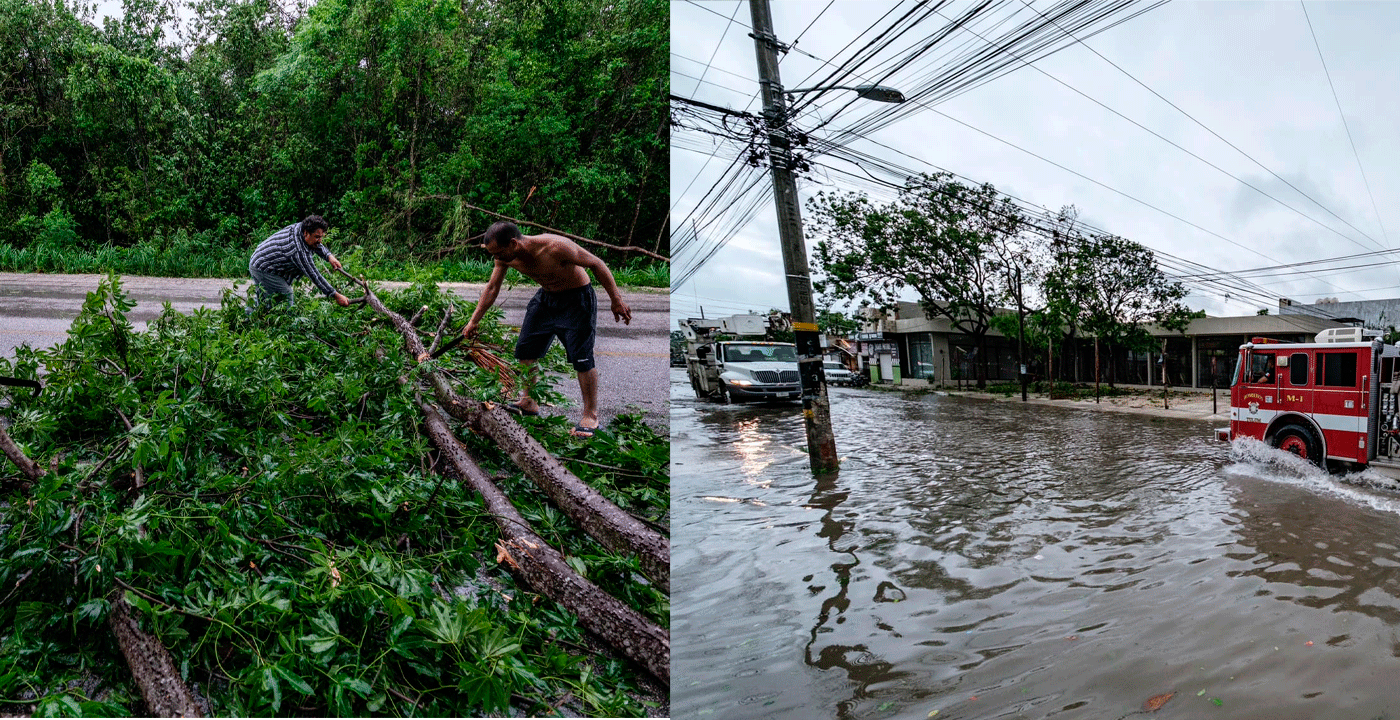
1216, 331, 1400, 476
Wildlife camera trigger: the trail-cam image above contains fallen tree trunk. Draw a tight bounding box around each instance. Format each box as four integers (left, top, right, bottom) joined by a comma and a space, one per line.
418, 399, 670, 685
428, 374, 670, 592
109, 592, 203, 717
0, 421, 43, 481
359, 280, 670, 592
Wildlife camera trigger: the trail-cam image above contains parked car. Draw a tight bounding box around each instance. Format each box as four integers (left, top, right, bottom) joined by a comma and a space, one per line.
823, 361, 855, 386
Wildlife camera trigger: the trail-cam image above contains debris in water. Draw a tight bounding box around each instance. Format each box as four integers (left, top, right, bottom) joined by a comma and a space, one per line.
1305, 641, 1313, 646
1211, 698, 1223, 706
1142, 691, 1175, 712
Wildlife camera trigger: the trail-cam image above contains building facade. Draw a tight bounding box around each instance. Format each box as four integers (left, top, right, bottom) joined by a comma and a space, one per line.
853, 301, 1347, 389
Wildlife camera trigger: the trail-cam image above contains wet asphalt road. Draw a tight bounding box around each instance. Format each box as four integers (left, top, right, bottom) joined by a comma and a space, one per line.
0, 272, 669, 431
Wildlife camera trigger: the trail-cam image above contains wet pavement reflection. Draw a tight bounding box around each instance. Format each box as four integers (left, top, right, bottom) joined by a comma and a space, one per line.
671, 369, 1400, 719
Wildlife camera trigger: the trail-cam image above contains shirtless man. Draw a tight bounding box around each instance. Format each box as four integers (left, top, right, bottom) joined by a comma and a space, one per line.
457, 221, 632, 437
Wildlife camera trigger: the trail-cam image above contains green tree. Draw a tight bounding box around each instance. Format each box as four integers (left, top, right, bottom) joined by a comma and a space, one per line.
807, 173, 1030, 388
818, 308, 859, 337
1044, 225, 1191, 390
0, 0, 668, 273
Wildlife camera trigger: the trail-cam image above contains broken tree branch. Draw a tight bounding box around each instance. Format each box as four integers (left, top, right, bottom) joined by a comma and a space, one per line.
418, 399, 669, 685
428, 302, 454, 356
361, 284, 669, 592
0, 421, 43, 481
109, 591, 204, 717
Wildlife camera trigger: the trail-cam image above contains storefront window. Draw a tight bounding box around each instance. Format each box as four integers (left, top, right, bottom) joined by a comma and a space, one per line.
909, 336, 935, 379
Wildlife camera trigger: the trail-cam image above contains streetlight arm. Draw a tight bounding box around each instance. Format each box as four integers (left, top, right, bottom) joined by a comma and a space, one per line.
786, 84, 907, 104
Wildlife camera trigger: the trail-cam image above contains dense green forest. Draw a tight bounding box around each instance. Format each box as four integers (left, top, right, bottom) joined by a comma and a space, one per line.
0, 0, 667, 283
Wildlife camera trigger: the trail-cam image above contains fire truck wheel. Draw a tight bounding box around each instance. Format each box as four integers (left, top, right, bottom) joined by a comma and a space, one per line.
1272, 424, 1322, 466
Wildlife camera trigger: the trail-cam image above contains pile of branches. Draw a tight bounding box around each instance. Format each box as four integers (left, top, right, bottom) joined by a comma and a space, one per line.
0, 274, 669, 717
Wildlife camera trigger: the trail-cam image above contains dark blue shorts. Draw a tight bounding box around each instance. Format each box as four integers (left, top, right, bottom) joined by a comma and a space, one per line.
515, 284, 597, 372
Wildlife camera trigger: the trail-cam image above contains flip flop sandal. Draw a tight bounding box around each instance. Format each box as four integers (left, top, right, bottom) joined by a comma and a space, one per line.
570, 424, 597, 439
504, 402, 540, 417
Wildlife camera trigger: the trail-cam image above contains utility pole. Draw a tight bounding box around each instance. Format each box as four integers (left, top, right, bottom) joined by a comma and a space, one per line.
748, 0, 839, 473
1015, 268, 1027, 402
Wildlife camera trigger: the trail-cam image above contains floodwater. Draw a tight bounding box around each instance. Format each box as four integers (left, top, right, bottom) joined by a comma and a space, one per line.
671, 368, 1400, 719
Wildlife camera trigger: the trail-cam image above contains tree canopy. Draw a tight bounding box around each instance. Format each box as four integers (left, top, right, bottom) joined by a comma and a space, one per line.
806, 172, 1034, 387
0, 0, 667, 268
808, 186, 1196, 388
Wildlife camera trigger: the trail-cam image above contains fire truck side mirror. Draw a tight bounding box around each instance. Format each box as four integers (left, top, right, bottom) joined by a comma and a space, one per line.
697, 346, 711, 360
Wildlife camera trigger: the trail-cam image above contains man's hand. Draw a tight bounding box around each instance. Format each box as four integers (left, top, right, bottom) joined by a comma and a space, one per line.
611, 296, 632, 325
329, 255, 342, 271
462, 319, 479, 338
333, 292, 350, 307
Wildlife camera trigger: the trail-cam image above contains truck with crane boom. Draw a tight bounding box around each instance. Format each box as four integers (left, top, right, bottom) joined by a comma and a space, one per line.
677, 313, 803, 404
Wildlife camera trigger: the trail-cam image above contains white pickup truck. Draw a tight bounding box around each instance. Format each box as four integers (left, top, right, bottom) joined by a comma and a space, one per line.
822, 360, 855, 385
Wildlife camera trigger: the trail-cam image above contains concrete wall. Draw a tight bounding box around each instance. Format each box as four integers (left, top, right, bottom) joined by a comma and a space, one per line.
1278, 298, 1400, 332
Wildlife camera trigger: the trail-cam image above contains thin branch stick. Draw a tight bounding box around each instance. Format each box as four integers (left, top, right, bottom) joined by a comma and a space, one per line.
419, 197, 668, 262
428, 302, 454, 355
82, 439, 130, 485
115, 409, 143, 490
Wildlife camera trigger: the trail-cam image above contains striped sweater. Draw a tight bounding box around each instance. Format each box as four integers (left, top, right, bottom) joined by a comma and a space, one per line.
249, 222, 337, 296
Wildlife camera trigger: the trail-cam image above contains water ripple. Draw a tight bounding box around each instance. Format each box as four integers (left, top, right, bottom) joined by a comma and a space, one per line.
673, 376, 1400, 719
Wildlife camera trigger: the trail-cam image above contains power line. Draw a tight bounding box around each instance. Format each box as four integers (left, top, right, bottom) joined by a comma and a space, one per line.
672, 0, 747, 213
1016, 0, 1383, 256
1300, 0, 1391, 249
673, 0, 1167, 291
669, 69, 755, 101
929, 2, 1385, 254
678, 0, 751, 31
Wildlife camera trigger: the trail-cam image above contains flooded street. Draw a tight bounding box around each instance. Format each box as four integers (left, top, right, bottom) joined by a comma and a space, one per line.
671, 369, 1400, 719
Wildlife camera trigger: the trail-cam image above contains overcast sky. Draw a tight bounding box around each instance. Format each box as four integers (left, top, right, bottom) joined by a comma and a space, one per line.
670, 0, 1400, 329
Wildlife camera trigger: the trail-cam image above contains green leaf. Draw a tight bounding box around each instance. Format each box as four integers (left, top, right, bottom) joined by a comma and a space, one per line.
301, 635, 337, 654
273, 664, 314, 695
342, 676, 373, 697
262, 667, 281, 712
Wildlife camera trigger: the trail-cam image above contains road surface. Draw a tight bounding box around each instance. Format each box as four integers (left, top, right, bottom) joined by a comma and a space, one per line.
0, 273, 669, 431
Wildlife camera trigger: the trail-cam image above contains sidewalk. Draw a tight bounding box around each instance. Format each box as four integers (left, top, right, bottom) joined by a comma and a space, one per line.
932, 385, 1231, 423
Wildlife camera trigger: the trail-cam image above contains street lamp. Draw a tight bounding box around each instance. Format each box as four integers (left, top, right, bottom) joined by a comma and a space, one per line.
749, 0, 907, 474
786, 84, 908, 104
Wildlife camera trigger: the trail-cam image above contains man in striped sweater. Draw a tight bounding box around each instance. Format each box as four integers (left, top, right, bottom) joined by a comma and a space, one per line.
247, 215, 350, 312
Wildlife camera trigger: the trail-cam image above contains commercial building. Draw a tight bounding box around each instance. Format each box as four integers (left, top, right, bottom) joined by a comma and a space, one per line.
852, 301, 1348, 389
